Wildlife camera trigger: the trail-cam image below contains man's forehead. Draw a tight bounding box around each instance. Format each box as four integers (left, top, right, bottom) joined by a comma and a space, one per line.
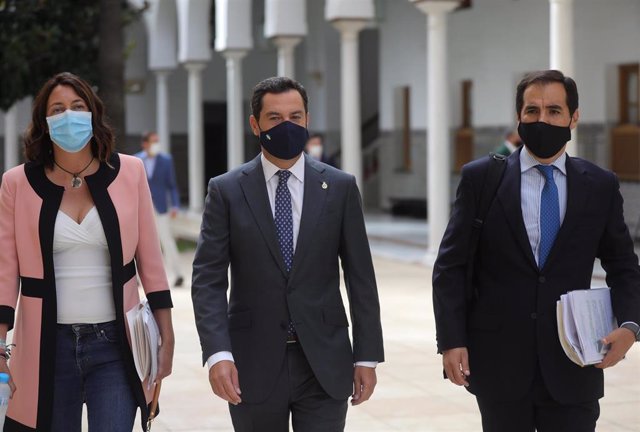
262, 91, 304, 109
523, 82, 567, 106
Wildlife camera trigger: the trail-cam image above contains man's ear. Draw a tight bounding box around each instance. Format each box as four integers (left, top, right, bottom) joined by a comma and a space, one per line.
249, 115, 260, 136
570, 109, 580, 130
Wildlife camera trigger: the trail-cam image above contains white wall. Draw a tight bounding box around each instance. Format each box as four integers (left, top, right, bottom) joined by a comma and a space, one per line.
378, 0, 640, 131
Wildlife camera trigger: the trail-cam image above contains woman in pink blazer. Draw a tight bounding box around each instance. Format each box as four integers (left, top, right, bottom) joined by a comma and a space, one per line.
0, 72, 175, 431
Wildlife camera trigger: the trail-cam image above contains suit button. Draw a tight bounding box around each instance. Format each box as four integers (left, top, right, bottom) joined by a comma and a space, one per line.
538, 276, 546, 283
279, 321, 287, 330
531, 313, 537, 319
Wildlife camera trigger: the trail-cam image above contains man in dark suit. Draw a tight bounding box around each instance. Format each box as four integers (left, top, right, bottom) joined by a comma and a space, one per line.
433, 70, 640, 431
135, 132, 185, 287
191, 77, 384, 431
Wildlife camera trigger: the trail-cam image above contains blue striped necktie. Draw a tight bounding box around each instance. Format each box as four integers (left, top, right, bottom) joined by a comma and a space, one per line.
536, 165, 560, 268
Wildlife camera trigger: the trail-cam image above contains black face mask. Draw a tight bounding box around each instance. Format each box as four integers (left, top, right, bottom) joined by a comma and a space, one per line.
259, 121, 309, 160
518, 120, 572, 159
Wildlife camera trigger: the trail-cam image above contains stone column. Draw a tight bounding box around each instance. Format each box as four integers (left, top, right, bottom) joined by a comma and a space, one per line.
265, 0, 307, 79
411, 0, 460, 265
550, 0, 577, 155
155, 70, 172, 153
223, 50, 248, 170
185, 62, 206, 212
215, 0, 253, 170
4, 104, 18, 170
333, 20, 367, 191
272, 37, 302, 78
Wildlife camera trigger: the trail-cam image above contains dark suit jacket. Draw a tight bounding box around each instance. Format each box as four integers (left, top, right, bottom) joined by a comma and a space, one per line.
134, 151, 180, 214
433, 148, 640, 404
191, 154, 384, 403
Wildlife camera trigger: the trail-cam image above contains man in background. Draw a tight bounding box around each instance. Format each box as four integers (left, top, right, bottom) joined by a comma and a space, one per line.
135, 132, 185, 287
494, 129, 522, 156
305, 133, 337, 168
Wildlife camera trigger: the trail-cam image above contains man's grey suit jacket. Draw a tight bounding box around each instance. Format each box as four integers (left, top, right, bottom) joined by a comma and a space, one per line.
192, 154, 384, 403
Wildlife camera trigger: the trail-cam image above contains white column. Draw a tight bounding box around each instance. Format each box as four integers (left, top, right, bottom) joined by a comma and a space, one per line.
333, 20, 367, 191
4, 104, 19, 170
155, 70, 171, 153
550, 0, 577, 156
185, 62, 206, 212
272, 36, 302, 78
223, 50, 247, 170
413, 0, 459, 265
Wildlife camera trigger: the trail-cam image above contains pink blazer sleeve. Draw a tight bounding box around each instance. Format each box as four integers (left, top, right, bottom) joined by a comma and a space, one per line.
133, 159, 173, 309
0, 173, 20, 326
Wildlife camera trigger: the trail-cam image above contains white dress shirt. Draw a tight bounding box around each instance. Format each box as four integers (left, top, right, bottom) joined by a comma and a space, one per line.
207, 154, 376, 369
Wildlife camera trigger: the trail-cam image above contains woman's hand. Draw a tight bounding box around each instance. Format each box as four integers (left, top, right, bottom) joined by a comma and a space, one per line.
153, 308, 175, 381
156, 337, 174, 380
0, 359, 17, 397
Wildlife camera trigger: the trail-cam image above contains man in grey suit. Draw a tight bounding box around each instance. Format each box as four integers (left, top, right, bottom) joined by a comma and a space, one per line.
192, 77, 384, 432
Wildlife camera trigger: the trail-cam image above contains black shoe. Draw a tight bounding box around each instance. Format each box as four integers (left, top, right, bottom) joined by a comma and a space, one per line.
174, 276, 184, 287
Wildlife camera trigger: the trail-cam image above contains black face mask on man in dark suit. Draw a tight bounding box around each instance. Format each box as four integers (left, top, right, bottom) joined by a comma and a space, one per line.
259, 120, 309, 160
518, 120, 572, 159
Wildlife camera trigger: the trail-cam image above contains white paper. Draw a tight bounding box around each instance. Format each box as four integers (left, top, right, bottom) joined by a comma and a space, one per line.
556, 288, 617, 367
126, 299, 161, 386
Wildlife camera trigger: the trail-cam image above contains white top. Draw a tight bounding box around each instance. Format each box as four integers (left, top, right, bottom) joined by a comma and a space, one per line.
520, 147, 568, 265
53, 207, 116, 324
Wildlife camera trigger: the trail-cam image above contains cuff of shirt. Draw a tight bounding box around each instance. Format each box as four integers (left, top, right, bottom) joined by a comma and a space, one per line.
206, 351, 235, 370
354, 361, 378, 368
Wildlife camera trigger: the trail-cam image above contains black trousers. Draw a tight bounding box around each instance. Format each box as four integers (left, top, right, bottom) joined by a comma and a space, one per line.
476, 367, 599, 432
229, 343, 348, 432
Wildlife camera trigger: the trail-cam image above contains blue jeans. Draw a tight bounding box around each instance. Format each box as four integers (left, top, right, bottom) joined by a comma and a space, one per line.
51, 321, 137, 432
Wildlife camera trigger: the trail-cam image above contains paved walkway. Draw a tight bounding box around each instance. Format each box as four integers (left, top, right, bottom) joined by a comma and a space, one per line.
145, 214, 640, 431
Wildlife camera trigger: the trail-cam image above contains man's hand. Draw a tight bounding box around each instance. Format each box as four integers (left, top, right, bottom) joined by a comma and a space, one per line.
443, 347, 470, 386
209, 360, 242, 405
351, 366, 377, 406
595, 327, 636, 369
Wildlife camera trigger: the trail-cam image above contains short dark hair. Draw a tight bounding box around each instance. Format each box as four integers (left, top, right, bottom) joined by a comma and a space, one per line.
515, 69, 579, 118
250, 77, 308, 120
141, 131, 157, 143
24, 72, 115, 168
308, 132, 324, 142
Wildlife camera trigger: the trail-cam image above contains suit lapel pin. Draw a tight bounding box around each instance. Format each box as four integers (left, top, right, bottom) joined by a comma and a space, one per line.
321, 181, 328, 190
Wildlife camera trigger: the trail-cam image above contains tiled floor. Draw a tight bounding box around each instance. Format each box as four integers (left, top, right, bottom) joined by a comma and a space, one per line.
147, 223, 640, 432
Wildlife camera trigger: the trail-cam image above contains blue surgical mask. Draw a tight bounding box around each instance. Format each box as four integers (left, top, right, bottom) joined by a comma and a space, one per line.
259, 121, 309, 160
46, 110, 93, 153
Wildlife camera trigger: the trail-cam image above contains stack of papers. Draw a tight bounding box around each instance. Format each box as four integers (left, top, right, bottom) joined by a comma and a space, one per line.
126, 299, 161, 387
556, 288, 617, 367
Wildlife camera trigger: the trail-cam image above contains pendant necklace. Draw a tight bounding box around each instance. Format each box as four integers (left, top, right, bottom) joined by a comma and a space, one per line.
53, 157, 95, 189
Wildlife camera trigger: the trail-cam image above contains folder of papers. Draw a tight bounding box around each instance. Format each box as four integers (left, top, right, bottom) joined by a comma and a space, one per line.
556, 288, 617, 367
126, 299, 161, 388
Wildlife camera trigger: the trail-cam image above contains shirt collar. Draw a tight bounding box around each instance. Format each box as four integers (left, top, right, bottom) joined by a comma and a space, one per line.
520, 146, 567, 176
261, 152, 306, 183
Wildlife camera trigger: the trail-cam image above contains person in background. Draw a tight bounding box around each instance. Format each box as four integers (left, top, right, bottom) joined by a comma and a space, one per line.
305, 133, 337, 168
135, 132, 185, 287
494, 129, 522, 156
0, 72, 174, 431
192, 77, 384, 431
433, 69, 640, 431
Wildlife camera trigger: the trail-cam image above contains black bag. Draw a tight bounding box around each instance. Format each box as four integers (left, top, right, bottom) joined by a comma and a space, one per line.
465, 153, 507, 303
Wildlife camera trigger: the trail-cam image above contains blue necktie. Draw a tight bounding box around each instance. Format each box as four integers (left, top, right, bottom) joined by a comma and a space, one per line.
275, 170, 296, 339
275, 170, 294, 272
536, 165, 560, 268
